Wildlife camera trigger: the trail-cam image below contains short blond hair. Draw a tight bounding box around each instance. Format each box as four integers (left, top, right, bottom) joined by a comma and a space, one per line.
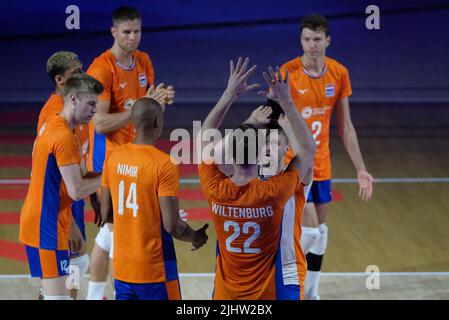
46, 51, 79, 84
63, 73, 103, 97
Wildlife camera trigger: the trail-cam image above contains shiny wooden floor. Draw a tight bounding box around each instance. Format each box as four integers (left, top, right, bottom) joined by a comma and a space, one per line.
1, 104, 449, 299
2, 273, 449, 300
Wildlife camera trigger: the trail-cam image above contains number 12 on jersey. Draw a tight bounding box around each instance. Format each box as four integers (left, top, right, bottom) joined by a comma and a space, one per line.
118, 180, 139, 217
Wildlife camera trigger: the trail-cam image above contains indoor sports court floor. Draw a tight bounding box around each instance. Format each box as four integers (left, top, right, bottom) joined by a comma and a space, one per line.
0, 102, 448, 299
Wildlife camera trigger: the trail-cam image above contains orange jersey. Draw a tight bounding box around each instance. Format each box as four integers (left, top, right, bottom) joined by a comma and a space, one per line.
101, 143, 180, 283
37, 93, 89, 171
198, 163, 301, 300
279, 183, 310, 296
19, 115, 80, 250
281, 56, 352, 180
87, 50, 155, 154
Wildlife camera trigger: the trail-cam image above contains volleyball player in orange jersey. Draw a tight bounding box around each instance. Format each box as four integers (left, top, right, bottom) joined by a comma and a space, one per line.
85, 6, 175, 299
275, 14, 374, 299
100, 98, 208, 300
198, 57, 316, 299
19, 74, 103, 300
35, 51, 91, 299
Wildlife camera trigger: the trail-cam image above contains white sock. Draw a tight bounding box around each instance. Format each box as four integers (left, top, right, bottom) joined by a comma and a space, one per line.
305, 270, 321, 300
43, 294, 73, 300
300, 227, 321, 254
87, 281, 106, 300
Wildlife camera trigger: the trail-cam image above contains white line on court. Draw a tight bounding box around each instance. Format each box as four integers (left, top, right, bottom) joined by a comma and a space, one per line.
2, 272, 449, 280
1, 178, 449, 185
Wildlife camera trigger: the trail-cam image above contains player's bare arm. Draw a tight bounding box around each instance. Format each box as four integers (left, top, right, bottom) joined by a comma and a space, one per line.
93, 100, 132, 134
99, 186, 113, 224
335, 97, 373, 201
69, 215, 85, 253
198, 57, 259, 152
259, 66, 316, 184
159, 196, 208, 250
59, 164, 102, 201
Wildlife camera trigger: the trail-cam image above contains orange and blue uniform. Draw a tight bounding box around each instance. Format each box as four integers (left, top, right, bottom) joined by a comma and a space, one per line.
101, 143, 181, 300
87, 50, 155, 173
37, 93, 89, 248
19, 114, 80, 278
199, 162, 302, 300
281, 56, 352, 203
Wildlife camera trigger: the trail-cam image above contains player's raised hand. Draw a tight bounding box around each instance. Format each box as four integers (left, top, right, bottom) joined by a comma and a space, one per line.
357, 170, 374, 201
258, 66, 292, 106
191, 223, 209, 251
225, 57, 260, 98
249, 106, 273, 125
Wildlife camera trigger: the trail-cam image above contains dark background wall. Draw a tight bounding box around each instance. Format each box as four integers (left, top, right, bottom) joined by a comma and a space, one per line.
1, 0, 448, 105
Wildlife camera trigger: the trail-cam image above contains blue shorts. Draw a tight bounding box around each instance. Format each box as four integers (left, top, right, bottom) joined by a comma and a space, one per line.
307, 180, 332, 204
25, 245, 70, 278
276, 284, 301, 300
115, 279, 181, 300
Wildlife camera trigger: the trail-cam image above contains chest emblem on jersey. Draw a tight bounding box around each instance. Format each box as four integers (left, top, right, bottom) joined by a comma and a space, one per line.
301, 106, 313, 119
325, 84, 335, 97
138, 73, 147, 87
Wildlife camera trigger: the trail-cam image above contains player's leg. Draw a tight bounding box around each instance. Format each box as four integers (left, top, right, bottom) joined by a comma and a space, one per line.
108, 228, 115, 299
25, 246, 72, 300
300, 182, 321, 254
304, 180, 331, 300
87, 224, 111, 300
68, 199, 89, 299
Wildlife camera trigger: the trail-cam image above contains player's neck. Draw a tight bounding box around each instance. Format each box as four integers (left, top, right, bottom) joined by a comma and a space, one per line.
59, 109, 75, 130
231, 165, 258, 186
134, 134, 157, 146
110, 44, 134, 67
301, 55, 326, 76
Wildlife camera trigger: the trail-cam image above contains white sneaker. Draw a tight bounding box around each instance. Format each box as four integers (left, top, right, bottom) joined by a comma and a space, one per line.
311, 295, 320, 300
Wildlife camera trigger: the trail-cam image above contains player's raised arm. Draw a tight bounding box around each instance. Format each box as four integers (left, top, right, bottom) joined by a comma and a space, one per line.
159, 196, 208, 251
197, 57, 259, 153
259, 66, 316, 184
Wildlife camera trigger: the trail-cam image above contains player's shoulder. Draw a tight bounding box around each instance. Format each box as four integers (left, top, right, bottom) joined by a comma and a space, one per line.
87, 50, 114, 72
41, 115, 73, 145
325, 56, 349, 74
134, 50, 152, 64
281, 56, 302, 73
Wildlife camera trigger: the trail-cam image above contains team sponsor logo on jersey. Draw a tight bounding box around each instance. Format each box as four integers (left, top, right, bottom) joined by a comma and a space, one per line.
302, 106, 313, 119
302, 106, 332, 119
124, 98, 135, 110
138, 73, 147, 87
325, 84, 335, 97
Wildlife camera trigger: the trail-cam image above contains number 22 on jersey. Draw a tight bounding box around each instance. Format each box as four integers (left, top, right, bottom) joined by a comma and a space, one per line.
224, 221, 261, 254
117, 180, 139, 217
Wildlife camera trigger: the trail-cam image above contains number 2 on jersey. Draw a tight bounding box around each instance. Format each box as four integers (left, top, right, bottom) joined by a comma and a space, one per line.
118, 180, 139, 217
311, 120, 322, 145
224, 221, 261, 254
